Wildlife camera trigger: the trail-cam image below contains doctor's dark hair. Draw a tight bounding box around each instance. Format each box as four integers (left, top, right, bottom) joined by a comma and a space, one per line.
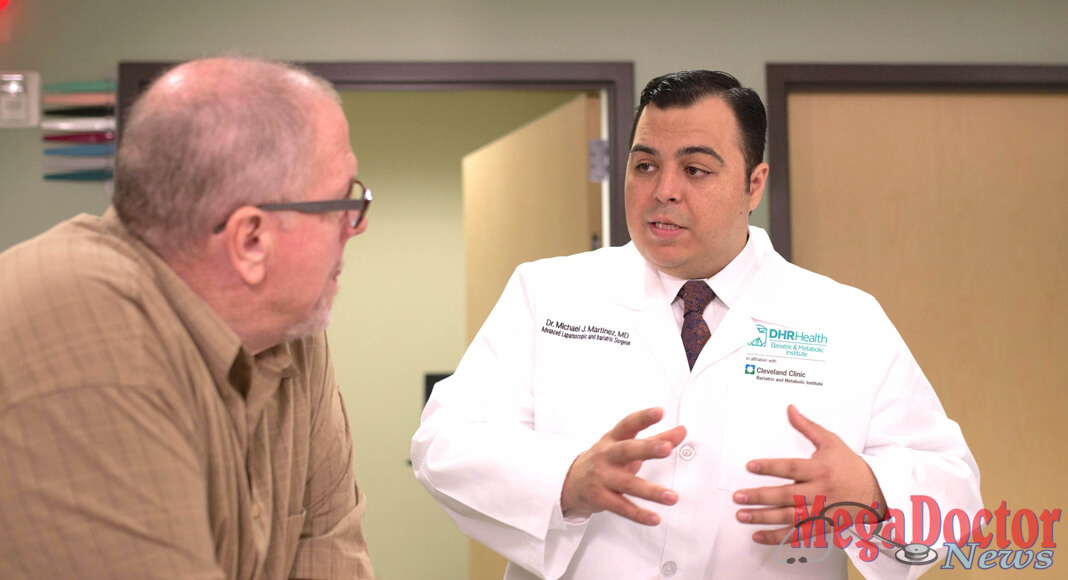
629, 70, 767, 179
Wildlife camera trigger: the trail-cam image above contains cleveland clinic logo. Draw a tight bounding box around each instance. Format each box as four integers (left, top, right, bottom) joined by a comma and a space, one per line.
775, 496, 1060, 571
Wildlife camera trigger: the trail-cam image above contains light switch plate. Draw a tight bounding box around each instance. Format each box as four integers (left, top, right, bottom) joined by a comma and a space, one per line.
0, 71, 41, 128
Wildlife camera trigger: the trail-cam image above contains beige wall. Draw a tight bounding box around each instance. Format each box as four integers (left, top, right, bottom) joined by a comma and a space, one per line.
2, 2, 1067, 579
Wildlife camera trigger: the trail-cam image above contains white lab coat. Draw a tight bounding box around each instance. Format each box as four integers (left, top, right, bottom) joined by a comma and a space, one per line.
412, 227, 981, 580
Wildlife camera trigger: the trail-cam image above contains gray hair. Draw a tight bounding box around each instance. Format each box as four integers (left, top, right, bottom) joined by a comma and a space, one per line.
113, 57, 341, 256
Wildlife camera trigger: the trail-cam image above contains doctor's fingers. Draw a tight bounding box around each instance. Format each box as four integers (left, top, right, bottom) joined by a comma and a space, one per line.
604, 428, 686, 465
786, 404, 837, 450
743, 456, 822, 484
605, 407, 667, 441
750, 523, 810, 546
601, 472, 680, 524
732, 480, 819, 511
568, 464, 678, 519
734, 504, 801, 528
646, 424, 688, 447
735, 506, 820, 545
594, 490, 664, 526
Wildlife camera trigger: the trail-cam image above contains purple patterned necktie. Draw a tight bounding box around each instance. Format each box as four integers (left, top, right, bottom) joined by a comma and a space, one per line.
679, 281, 715, 370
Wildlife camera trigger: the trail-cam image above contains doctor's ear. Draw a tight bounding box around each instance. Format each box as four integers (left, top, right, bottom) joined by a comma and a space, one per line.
747, 163, 769, 212
224, 207, 274, 286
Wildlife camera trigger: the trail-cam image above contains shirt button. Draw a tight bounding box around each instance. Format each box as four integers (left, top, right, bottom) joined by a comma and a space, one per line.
661, 561, 678, 577
250, 503, 261, 519
679, 444, 695, 460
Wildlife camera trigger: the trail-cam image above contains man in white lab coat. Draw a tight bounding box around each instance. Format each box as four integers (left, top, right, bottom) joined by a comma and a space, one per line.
411, 70, 981, 579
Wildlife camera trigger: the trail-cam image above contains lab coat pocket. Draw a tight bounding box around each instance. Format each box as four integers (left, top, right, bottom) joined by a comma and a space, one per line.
716, 381, 814, 492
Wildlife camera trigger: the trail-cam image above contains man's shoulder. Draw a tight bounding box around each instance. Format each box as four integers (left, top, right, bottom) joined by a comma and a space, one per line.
0, 215, 159, 332
1, 214, 152, 299
0, 215, 176, 407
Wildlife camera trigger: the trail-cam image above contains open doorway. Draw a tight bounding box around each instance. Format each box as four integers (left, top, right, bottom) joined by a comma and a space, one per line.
332, 88, 596, 580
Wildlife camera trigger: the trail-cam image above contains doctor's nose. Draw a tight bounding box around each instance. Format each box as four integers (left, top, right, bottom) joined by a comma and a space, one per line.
652, 175, 682, 204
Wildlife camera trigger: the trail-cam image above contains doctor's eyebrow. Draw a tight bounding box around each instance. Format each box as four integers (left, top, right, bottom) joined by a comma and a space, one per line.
629, 144, 725, 166
630, 144, 659, 157
678, 145, 725, 166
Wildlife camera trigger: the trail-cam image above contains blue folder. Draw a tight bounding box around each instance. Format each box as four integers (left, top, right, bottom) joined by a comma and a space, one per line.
44, 169, 115, 182
44, 143, 117, 157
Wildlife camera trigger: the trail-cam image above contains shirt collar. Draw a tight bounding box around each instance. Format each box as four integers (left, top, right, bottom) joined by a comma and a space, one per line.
653, 226, 764, 307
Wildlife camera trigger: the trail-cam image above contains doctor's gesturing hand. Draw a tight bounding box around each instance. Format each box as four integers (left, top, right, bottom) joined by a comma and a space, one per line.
560, 407, 687, 526
733, 405, 888, 545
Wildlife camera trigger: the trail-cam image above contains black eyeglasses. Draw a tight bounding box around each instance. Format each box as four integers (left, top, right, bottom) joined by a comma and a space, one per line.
212, 180, 372, 234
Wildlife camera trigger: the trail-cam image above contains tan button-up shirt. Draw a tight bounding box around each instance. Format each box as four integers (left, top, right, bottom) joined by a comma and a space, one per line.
0, 209, 374, 579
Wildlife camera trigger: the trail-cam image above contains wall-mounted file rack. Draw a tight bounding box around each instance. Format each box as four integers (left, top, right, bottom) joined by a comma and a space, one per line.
41, 79, 116, 183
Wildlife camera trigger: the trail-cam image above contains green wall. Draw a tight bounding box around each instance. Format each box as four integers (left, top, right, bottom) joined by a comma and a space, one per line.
332, 90, 580, 579
4, 0, 1067, 250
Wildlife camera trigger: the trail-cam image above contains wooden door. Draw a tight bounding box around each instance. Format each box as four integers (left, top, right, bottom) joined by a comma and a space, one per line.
787, 90, 1068, 579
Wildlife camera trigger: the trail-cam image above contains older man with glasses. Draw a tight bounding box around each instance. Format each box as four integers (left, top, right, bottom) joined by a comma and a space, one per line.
0, 57, 375, 580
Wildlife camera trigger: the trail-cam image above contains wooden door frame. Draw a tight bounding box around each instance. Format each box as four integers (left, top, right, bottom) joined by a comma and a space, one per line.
765, 63, 1068, 262
118, 61, 634, 246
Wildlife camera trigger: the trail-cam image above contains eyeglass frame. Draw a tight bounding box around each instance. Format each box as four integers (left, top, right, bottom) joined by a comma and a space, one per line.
212, 180, 372, 235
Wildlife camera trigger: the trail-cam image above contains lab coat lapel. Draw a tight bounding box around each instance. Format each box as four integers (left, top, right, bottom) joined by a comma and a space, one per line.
694, 304, 758, 371
612, 246, 690, 388
632, 302, 690, 388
